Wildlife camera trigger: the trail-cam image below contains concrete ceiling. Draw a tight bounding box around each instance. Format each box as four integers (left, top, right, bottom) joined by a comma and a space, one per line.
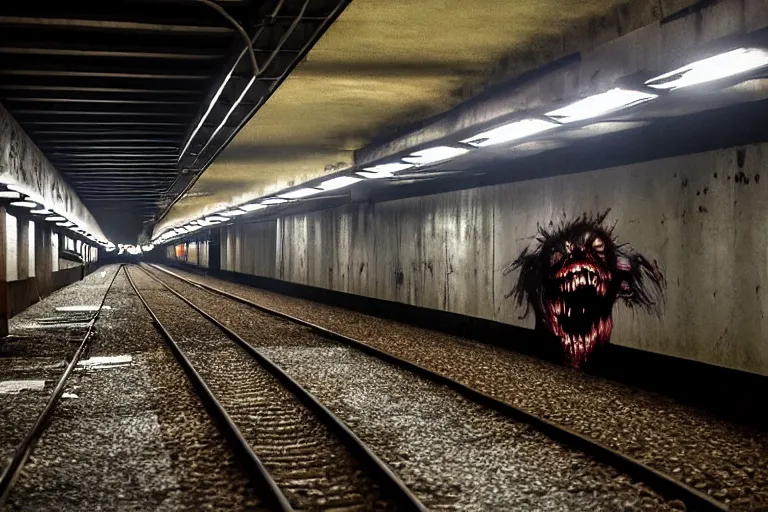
160, 0, 672, 231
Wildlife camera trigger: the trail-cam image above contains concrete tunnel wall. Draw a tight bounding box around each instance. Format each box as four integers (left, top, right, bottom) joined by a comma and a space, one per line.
217, 142, 768, 376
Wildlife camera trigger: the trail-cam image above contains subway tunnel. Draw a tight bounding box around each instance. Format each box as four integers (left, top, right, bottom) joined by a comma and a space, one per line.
0, 0, 767, 510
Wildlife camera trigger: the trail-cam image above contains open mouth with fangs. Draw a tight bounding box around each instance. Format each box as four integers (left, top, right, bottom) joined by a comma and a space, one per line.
545, 260, 614, 365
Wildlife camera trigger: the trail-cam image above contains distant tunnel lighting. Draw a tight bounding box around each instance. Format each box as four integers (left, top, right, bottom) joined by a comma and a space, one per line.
30, 209, 52, 215
363, 163, 414, 173
356, 171, 394, 179
56, 221, 74, 227
402, 146, 469, 165
261, 198, 289, 205
10, 201, 38, 208
241, 203, 268, 211
546, 89, 657, 123
205, 215, 230, 222
278, 188, 321, 199
46, 216, 66, 222
0, 191, 21, 199
645, 48, 768, 90
220, 209, 247, 216
319, 176, 362, 190
461, 119, 559, 147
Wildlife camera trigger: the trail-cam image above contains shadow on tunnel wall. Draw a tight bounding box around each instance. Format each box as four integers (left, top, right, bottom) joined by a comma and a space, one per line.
160, 257, 766, 429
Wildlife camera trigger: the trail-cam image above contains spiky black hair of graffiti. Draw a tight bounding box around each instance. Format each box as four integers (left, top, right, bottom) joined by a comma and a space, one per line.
505, 209, 665, 322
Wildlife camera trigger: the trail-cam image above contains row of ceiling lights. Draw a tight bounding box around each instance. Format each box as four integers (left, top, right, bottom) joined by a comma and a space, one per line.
0, 183, 115, 250
154, 46, 768, 246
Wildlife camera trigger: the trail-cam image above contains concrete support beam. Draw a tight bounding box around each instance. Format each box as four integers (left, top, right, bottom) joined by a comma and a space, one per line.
0, 206, 7, 337
34, 222, 52, 298
17, 219, 29, 281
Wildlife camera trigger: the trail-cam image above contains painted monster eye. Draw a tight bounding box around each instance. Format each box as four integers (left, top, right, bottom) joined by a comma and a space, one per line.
592, 237, 605, 253
550, 251, 563, 266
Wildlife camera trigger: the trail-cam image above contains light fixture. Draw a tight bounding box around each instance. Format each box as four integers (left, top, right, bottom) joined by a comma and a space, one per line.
10, 201, 38, 208
0, 191, 21, 199
241, 203, 268, 211
105, 247, 116, 252
175, 227, 189, 234
184, 224, 201, 231
461, 119, 559, 147
261, 198, 289, 205
220, 209, 247, 216
179, 71, 233, 161
319, 176, 362, 190
278, 188, 321, 199
363, 163, 414, 173
30, 208, 52, 215
402, 146, 469, 165
56, 221, 74, 227
645, 47, 768, 90
141, 244, 154, 252
356, 171, 394, 179
545, 88, 657, 123
198, 76, 257, 157
204, 215, 230, 222
46, 216, 66, 222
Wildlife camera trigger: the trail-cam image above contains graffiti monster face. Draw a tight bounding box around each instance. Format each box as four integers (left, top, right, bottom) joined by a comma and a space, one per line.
546, 231, 615, 364
508, 211, 664, 368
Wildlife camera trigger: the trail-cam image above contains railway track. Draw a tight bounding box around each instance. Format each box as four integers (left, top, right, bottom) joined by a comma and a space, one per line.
0, 265, 123, 505
126, 265, 425, 511
143, 262, 731, 512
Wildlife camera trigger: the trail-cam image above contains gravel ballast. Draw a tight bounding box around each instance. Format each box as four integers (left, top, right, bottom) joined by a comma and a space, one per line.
130, 267, 394, 511
147, 264, 682, 511
0, 265, 122, 479
5, 269, 266, 511
161, 263, 768, 512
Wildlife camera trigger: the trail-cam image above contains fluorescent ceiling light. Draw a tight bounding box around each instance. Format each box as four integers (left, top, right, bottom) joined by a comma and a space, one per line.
30, 208, 52, 214
261, 198, 289, 205
205, 215, 230, 222
319, 176, 362, 190
10, 201, 38, 208
241, 203, 268, 211
184, 224, 201, 231
46, 216, 66, 222
105, 247, 115, 252
402, 146, 469, 165
56, 221, 74, 227
546, 89, 657, 123
220, 209, 248, 216
0, 191, 21, 199
179, 71, 232, 160
645, 48, 768, 90
461, 119, 559, 147
363, 163, 414, 173
357, 171, 394, 179
278, 188, 321, 199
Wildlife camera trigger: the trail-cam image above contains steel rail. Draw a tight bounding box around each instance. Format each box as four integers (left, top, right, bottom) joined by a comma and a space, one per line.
0, 264, 124, 504
134, 264, 427, 512
147, 262, 730, 512
123, 267, 293, 512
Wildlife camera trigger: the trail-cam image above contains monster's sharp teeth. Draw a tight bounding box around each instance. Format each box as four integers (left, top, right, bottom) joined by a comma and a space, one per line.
567, 307, 571, 317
